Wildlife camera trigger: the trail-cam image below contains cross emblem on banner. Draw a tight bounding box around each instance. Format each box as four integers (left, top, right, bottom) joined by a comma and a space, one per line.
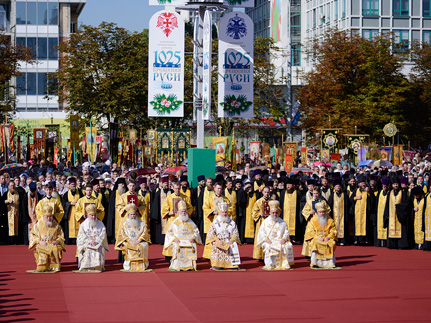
127, 194, 139, 207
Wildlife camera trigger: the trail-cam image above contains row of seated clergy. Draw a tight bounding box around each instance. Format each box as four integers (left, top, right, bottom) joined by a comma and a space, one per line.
28, 200, 338, 272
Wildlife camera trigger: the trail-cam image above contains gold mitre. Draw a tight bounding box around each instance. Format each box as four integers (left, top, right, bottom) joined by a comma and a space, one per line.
268, 200, 280, 211
177, 200, 187, 212
43, 204, 54, 216
124, 203, 137, 215
85, 203, 97, 215
315, 202, 327, 213
218, 201, 229, 212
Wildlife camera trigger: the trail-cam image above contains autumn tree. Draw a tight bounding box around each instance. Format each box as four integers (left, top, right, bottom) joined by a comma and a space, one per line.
0, 32, 34, 122
298, 29, 411, 144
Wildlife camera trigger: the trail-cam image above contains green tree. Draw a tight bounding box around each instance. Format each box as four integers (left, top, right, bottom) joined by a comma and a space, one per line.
298, 29, 411, 144
0, 32, 34, 122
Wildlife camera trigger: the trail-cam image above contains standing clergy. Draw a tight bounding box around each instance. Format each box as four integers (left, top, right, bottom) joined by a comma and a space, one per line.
423, 188, 431, 251
384, 177, 410, 249
349, 175, 374, 245
410, 186, 425, 250
192, 175, 206, 241
35, 183, 64, 224
26, 182, 42, 244
304, 202, 338, 269
74, 185, 105, 226
76, 204, 109, 272
28, 204, 65, 272
235, 179, 247, 243
180, 175, 192, 201
224, 178, 237, 222
243, 182, 258, 244
161, 182, 193, 258
279, 177, 303, 243
202, 182, 231, 259
5, 181, 20, 244
328, 178, 350, 245
373, 177, 390, 247
206, 201, 242, 271
257, 200, 292, 270
150, 177, 172, 245
61, 177, 83, 244
164, 200, 202, 271
106, 177, 127, 243
138, 177, 151, 228
91, 179, 108, 225
251, 187, 273, 260
115, 203, 151, 271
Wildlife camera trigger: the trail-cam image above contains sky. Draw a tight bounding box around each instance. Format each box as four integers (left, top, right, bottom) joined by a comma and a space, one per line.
79, 0, 161, 32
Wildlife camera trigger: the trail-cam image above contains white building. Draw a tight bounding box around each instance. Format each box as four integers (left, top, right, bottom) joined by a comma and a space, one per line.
4, 0, 85, 140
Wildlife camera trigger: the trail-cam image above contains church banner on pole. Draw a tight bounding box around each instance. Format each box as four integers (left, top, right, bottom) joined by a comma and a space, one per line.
148, 10, 185, 117
218, 12, 254, 118
202, 10, 212, 120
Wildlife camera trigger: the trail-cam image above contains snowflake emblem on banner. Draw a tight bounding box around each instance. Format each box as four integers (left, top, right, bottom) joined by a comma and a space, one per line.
156, 12, 179, 37
226, 13, 247, 40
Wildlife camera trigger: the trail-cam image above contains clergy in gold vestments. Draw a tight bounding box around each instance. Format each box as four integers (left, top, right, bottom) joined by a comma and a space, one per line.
202, 182, 231, 259
423, 192, 431, 251
349, 175, 374, 245
224, 178, 237, 222
206, 201, 242, 270
244, 182, 257, 241
164, 200, 202, 271
304, 202, 338, 269
374, 178, 390, 247
410, 186, 425, 248
257, 200, 292, 270
138, 177, 151, 227
5, 181, 19, 237
115, 204, 151, 271
61, 178, 83, 242
279, 178, 302, 243
328, 179, 349, 245
74, 185, 105, 223
301, 187, 331, 258
29, 204, 65, 272
161, 182, 193, 257
35, 184, 64, 224
252, 187, 276, 259
117, 180, 147, 239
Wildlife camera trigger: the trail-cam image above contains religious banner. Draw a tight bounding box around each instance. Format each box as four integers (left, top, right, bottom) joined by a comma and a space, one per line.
403, 150, 415, 163
358, 147, 367, 163
148, 10, 185, 117
67, 140, 72, 161
149, 0, 185, 6
85, 127, 97, 163
284, 154, 293, 173
218, 12, 254, 118
300, 147, 308, 164
277, 145, 286, 165
393, 145, 403, 166
320, 149, 330, 163
54, 147, 58, 166
109, 123, 119, 162
270, 147, 276, 163
202, 10, 212, 120
321, 129, 339, 150
45, 124, 60, 162
192, 17, 199, 122
261, 143, 271, 164
346, 135, 367, 154
285, 142, 297, 157
33, 128, 45, 155
30, 144, 35, 159
330, 153, 341, 163
156, 128, 173, 165
212, 137, 229, 166
249, 141, 260, 162
70, 115, 79, 146
370, 147, 380, 160
173, 128, 191, 165
0, 124, 15, 154
380, 147, 393, 162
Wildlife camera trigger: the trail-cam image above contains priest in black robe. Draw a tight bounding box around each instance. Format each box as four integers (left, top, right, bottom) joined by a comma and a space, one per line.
150, 177, 172, 245
192, 175, 205, 241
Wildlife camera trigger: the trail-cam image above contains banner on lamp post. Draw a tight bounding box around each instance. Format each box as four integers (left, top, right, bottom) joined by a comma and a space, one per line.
202, 10, 212, 120
148, 10, 185, 117
218, 12, 254, 118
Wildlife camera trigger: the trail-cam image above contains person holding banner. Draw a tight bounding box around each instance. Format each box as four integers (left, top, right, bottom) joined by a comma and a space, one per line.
206, 201, 242, 271
257, 200, 293, 270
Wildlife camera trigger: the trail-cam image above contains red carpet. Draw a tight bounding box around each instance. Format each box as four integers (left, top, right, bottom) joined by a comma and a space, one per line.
1, 244, 430, 322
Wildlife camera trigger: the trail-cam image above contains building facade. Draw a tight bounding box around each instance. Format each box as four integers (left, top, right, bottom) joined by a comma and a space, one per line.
4, 0, 85, 136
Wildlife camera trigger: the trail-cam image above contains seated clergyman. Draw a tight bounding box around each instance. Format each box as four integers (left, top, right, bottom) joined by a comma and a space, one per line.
304, 202, 338, 269
164, 200, 202, 271
115, 203, 151, 271
257, 200, 292, 270
29, 204, 65, 272
76, 204, 109, 272
206, 201, 242, 270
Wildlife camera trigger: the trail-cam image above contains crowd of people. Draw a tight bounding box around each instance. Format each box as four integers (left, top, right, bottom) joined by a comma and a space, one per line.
1, 154, 430, 273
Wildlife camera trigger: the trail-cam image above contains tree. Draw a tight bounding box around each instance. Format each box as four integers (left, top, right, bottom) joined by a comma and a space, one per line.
0, 32, 34, 122
55, 22, 153, 131
298, 29, 411, 144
